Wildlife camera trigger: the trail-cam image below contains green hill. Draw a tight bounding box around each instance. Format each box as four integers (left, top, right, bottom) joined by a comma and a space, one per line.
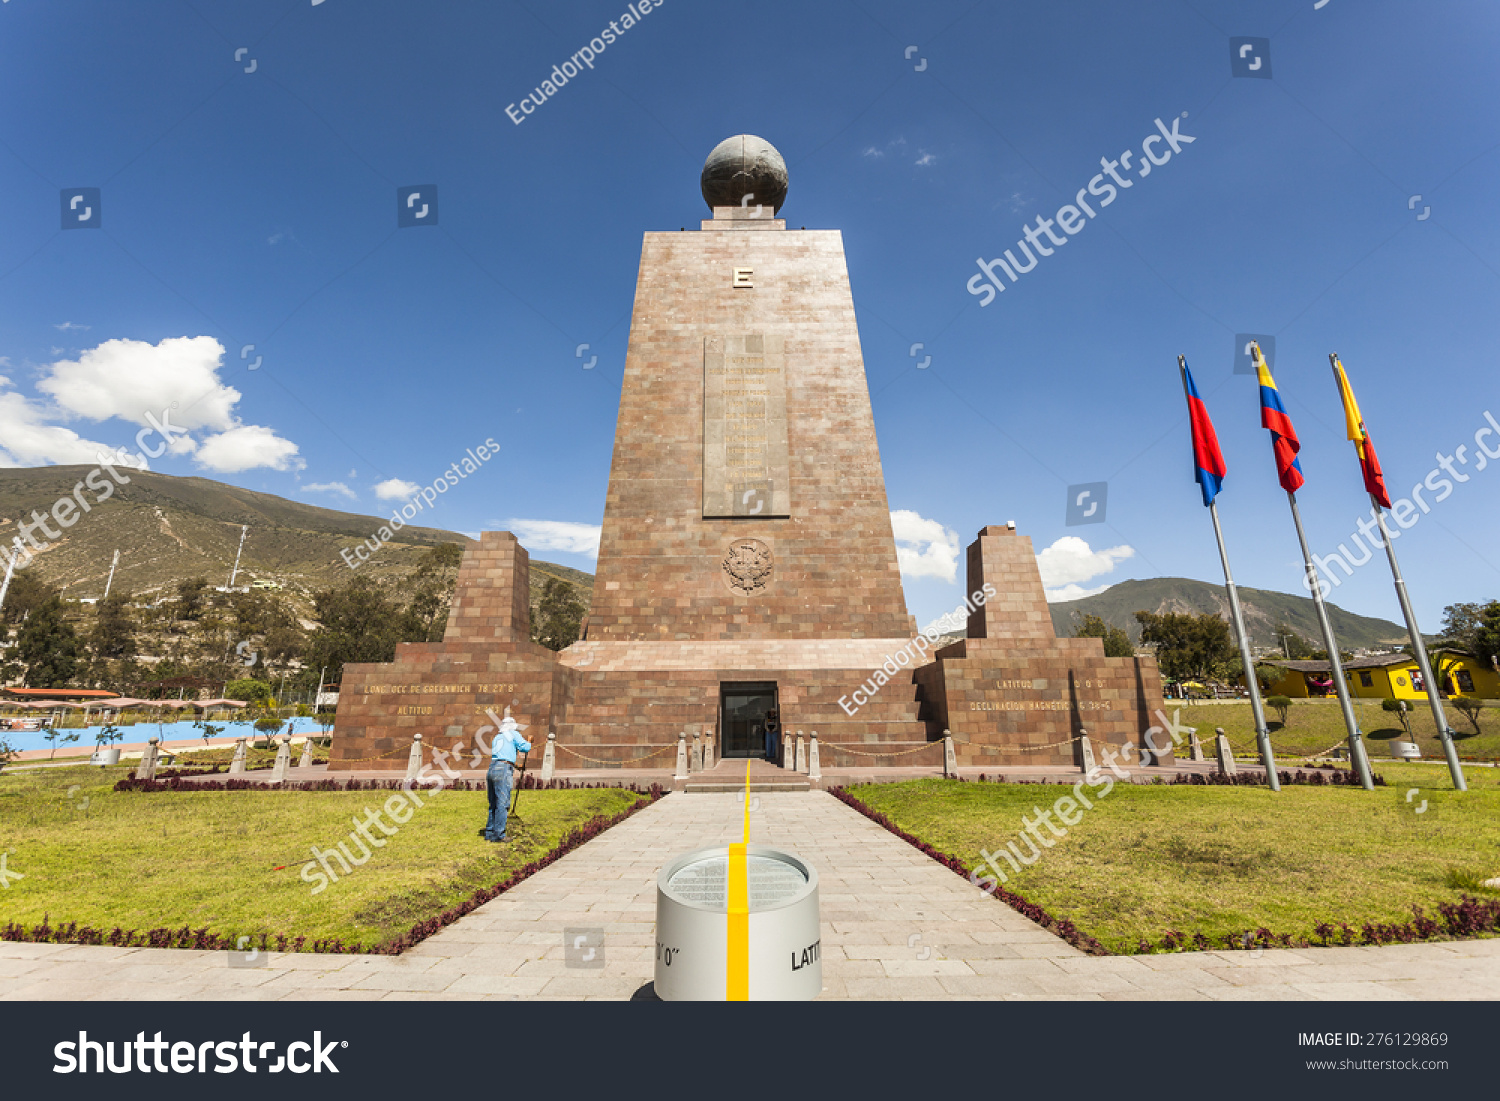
1047, 577, 1407, 652
0, 466, 593, 616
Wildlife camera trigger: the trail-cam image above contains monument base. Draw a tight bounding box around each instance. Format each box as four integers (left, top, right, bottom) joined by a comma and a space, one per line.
329, 526, 1166, 774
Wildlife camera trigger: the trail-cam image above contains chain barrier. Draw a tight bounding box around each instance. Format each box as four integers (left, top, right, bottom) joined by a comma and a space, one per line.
818, 741, 942, 760
329, 743, 411, 764
556, 743, 677, 766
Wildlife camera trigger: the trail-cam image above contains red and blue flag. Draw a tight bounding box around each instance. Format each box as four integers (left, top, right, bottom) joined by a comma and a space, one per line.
1254, 343, 1304, 494
1181, 360, 1227, 506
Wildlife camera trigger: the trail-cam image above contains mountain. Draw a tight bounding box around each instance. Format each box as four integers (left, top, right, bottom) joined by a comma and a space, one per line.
0, 466, 592, 614
1047, 577, 1407, 652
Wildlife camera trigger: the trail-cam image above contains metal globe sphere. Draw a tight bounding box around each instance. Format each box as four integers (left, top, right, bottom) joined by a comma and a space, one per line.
701, 134, 788, 214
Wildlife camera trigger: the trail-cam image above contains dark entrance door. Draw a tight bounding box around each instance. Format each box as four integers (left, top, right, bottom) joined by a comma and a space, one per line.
720, 682, 778, 759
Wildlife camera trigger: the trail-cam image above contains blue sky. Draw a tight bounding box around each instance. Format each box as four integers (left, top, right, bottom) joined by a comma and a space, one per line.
2, 0, 1497, 636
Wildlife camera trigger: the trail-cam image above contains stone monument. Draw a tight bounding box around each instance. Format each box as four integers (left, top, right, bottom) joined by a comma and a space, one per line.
329, 135, 1166, 773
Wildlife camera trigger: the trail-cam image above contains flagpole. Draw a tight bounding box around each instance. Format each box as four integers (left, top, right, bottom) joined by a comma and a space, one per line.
1208, 501, 1280, 790
1368, 497, 1467, 790
1327, 353, 1467, 792
1177, 356, 1278, 790
1286, 491, 1375, 789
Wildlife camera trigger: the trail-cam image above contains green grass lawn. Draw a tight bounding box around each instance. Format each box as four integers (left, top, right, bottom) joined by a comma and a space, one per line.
0, 766, 646, 949
1173, 699, 1500, 763
848, 763, 1500, 954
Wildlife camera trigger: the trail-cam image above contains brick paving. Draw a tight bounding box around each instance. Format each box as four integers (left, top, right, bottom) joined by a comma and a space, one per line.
1, 791, 1495, 1001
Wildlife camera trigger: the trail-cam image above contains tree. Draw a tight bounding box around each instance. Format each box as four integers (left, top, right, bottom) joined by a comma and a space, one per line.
402, 544, 463, 642
175, 577, 210, 621
1273, 622, 1313, 660
1216, 655, 1283, 691
303, 576, 407, 682
1441, 599, 1500, 671
1266, 695, 1292, 725
1451, 697, 1485, 737
532, 576, 586, 651
1134, 611, 1233, 681
0, 566, 56, 628
1073, 613, 1134, 658
90, 591, 137, 660
1381, 697, 1413, 737
224, 676, 273, 705
44, 726, 80, 760
16, 597, 84, 687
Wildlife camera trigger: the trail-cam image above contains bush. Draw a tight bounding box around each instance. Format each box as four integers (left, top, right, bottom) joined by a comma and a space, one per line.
224, 677, 272, 705
1381, 698, 1412, 736
1266, 695, 1291, 725
1451, 697, 1484, 736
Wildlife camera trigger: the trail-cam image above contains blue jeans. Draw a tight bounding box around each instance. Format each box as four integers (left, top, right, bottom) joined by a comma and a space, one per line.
485, 760, 514, 841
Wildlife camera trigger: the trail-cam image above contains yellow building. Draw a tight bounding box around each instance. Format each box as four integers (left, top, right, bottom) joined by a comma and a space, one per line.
1266, 649, 1498, 700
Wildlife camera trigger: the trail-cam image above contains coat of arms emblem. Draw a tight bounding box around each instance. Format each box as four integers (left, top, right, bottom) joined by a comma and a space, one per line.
722, 539, 773, 595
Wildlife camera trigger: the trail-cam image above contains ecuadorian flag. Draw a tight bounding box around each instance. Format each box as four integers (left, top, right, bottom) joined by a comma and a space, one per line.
1254, 342, 1304, 494
1182, 360, 1227, 506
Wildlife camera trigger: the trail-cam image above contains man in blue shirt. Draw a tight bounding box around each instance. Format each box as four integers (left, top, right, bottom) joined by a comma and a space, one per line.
483, 707, 531, 842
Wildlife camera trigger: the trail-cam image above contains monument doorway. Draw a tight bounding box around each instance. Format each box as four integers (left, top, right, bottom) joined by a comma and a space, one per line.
719, 682, 778, 759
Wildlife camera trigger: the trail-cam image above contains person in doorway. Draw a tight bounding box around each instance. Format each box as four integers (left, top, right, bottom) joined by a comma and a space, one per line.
764, 708, 781, 762
483, 706, 531, 843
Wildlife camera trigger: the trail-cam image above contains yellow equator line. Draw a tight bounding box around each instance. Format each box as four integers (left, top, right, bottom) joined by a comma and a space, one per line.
726, 759, 751, 1000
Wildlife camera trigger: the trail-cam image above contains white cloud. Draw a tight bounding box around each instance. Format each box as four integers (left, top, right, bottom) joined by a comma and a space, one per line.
0, 390, 121, 468
862, 146, 884, 158
915, 151, 936, 167
194, 425, 303, 473
39, 336, 240, 431
53, 321, 91, 331
1035, 536, 1134, 603
303, 481, 357, 501
506, 519, 602, 558
374, 478, 420, 501
0, 336, 306, 473
890, 509, 960, 582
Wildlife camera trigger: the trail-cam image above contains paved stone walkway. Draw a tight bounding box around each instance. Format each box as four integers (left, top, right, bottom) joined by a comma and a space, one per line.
2, 791, 1496, 1000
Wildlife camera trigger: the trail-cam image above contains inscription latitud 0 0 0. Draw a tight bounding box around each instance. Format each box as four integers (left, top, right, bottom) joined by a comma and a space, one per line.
704, 332, 791, 518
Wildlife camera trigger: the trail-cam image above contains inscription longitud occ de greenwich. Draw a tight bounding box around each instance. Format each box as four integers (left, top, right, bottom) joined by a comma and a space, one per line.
703, 332, 791, 518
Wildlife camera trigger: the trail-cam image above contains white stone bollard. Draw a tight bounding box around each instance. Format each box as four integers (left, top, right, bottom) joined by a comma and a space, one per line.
136, 736, 161, 782
1189, 728, 1205, 762
298, 739, 314, 769
808, 732, 821, 782
540, 730, 556, 781
795, 732, 806, 774
1076, 728, 1096, 774
269, 734, 293, 785
404, 733, 424, 783
228, 737, 248, 776
781, 736, 792, 770
674, 732, 689, 780
691, 733, 703, 774
702, 727, 715, 769
1215, 728, 1237, 776
943, 731, 957, 777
